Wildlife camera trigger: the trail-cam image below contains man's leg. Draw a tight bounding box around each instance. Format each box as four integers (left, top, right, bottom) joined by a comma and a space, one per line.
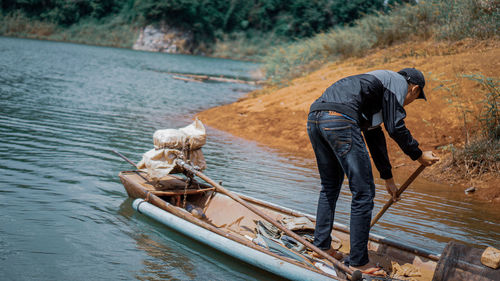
313, 113, 375, 266
340, 126, 375, 266
307, 112, 345, 250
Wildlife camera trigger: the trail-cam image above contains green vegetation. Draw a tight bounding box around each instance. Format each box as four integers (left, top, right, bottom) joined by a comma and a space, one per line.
0, 11, 138, 48
264, 0, 499, 83
1, 0, 498, 75
445, 137, 499, 179
1, 0, 408, 56
441, 75, 499, 179
464, 74, 500, 140
1, 0, 393, 38
210, 31, 287, 61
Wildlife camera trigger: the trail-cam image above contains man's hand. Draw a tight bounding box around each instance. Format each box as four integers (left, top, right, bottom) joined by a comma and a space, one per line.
385, 178, 399, 202
417, 151, 440, 166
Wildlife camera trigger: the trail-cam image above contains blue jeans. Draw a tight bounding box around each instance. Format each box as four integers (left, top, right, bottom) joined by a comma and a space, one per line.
307, 111, 375, 266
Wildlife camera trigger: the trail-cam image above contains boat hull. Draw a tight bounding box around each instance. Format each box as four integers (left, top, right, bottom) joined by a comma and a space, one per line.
119, 170, 441, 280
133, 199, 335, 281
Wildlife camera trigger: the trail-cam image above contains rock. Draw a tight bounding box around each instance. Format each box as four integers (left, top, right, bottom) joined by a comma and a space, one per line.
481, 246, 500, 269
133, 23, 194, 54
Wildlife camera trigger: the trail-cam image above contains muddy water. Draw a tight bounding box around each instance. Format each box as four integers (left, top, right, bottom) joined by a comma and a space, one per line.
1, 37, 498, 281
241, 153, 500, 251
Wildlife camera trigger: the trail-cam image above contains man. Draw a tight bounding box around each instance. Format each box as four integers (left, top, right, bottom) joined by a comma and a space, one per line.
307, 68, 439, 271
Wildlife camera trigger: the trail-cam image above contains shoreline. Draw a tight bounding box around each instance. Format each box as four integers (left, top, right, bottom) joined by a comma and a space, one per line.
197, 39, 500, 203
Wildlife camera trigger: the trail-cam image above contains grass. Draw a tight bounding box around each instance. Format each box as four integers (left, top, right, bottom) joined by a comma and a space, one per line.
210, 31, 290, 61
441, 137, 499, 180
463, 74, 500, 140
2, 0, 497, 65
439, 74, 500, 180
263, 0, 499, 84
0, 12, 138, 48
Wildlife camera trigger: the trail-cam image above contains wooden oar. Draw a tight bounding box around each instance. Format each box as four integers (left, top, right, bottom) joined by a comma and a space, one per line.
175, 159, 361, 281
370, 164, 425, 228
112, 150, 149, 182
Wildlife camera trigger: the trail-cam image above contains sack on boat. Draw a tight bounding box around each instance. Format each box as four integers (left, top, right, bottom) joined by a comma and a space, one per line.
137, 147, 206, 180
139, 119, 207, 180
153, 129, 187, 150
137, 148, 181, 179
187, 148, 206, 170
178, 118, 206, 150
154, 118, 206, 150
281, 216, 315, 231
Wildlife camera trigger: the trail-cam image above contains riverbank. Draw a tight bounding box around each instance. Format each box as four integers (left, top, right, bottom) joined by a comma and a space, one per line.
197, 39, 500, 203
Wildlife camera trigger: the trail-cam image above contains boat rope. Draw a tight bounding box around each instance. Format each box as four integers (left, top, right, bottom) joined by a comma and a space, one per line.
182, 175, 193, 209
137, 192, 151, 214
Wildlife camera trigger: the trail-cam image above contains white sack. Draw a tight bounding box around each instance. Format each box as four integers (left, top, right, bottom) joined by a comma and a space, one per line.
140, 119, 207, 180
187, 148, 206, 170
153, 129, 187, 150
137, 148, 206, 180
137, 148, 182, 180
153, 118, 206, 150
179, 118, 206, 150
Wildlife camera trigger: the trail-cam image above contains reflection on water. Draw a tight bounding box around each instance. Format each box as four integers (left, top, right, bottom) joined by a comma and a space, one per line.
1, 37, 498, 280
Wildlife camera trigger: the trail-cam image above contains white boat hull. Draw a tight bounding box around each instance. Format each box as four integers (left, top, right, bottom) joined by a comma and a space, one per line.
133, 199, 336, 281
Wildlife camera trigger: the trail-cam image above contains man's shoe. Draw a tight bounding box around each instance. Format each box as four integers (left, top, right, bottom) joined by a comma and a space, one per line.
349, 263, 386, 276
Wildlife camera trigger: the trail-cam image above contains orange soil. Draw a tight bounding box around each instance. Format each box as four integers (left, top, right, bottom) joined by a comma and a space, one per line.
197, 39, 500, 202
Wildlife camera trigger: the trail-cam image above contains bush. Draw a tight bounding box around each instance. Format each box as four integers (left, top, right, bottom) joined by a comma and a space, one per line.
0, 11, 138, 48
442, 137, 500, 179
211, 31, 289, 61
1, 0, 401, 51
439, 74, 500, 180
464, 74, 500, 140
0, 11, 59, 37
263, 0, 500, 83
438, 0, 499, 40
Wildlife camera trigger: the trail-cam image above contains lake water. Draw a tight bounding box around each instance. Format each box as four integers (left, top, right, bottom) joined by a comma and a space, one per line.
1, 37, 499, 280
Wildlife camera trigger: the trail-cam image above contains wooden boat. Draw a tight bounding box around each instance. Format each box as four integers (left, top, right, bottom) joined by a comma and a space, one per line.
118, 169, 499, 281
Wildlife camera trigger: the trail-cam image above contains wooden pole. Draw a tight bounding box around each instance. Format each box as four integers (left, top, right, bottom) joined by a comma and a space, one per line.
112, 150, 139, 169
175, 159, 359, 280
112, 150, 150, 182
370, 165, 426, 228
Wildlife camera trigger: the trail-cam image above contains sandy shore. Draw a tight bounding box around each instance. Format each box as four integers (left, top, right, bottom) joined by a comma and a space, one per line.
197, 39, 500, 202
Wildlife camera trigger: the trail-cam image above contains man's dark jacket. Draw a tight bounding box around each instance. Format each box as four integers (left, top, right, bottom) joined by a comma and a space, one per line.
309, 70, 423, 179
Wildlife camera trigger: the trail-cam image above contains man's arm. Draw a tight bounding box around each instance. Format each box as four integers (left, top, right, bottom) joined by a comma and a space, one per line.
363, 126, 392, 179
364, 126, 400, 201
382, 90, 423, 160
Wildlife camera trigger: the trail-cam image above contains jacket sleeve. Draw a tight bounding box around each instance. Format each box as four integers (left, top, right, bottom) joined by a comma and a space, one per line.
382, 90, 423, 161
363, 126, 393, 179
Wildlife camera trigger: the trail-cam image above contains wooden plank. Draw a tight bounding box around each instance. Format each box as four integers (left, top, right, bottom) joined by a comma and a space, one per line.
172, 75, 203, 83
151, 187, 215, 196
433, 241, 500, 281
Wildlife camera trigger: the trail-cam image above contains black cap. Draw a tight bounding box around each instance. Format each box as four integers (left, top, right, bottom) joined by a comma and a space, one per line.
398, 68, 426, 100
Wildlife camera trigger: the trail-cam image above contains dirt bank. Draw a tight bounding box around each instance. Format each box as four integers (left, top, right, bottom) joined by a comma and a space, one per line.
197, 39, 500, 202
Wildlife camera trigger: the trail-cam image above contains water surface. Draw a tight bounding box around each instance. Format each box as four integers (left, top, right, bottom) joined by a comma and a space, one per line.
1, 37, 498, 281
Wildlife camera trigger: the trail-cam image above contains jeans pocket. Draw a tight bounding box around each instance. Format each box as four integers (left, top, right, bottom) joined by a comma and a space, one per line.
323, 125, 352, 157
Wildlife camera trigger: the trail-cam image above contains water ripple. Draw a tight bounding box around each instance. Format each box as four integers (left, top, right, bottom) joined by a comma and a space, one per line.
1, 37, 499, 280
